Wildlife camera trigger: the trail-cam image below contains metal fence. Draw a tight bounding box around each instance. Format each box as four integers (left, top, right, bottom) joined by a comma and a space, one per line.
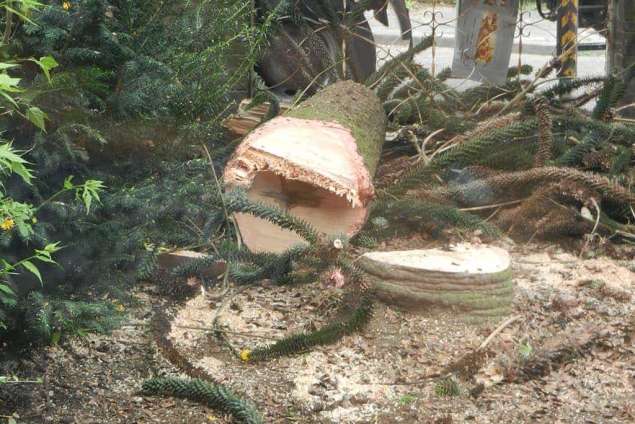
371, 0, 607, 83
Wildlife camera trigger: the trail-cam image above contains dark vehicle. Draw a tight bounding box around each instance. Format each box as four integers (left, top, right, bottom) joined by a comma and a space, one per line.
537, 0, 607, 31
255, 0, 412, 97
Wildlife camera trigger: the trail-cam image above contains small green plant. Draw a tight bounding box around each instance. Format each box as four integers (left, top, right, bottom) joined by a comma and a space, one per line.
398, 393, 417, 406
434, 377, 460, 397
518, 341, 534, 362
24, 292, 124, 345
580, 279, 606, 290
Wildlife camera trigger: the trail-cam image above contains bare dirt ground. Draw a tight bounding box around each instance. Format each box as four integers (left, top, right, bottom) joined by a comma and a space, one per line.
2, 239, 633, 424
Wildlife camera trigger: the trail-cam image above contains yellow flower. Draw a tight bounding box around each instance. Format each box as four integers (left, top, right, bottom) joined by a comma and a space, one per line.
62, 1, 71, 11
0, 218, 15, 231
239, 349, 251, 362
115, 303, 125, 312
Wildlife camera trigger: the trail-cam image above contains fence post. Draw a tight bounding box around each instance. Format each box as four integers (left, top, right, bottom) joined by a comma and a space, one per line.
556, 0, 578, 78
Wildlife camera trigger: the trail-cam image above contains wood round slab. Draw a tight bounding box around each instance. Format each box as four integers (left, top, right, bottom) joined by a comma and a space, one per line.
359, 245, 514, 320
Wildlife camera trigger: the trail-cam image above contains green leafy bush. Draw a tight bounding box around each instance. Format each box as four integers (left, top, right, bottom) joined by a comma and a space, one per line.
0, 1, 134, 340
1, 0, 273, 344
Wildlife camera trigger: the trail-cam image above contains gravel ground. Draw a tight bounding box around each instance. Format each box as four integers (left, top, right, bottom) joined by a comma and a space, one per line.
3, 239, 632, 424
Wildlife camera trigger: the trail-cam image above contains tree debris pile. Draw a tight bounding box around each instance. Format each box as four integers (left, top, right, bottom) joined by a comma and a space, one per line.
361, 43, 634, 248
135, 39, 634, 421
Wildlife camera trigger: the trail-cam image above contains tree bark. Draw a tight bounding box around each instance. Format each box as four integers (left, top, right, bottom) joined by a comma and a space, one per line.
607, 0, 635, 116
224, 80, 386, 253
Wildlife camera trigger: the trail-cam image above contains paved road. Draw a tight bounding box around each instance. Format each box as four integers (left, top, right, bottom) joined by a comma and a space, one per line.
367, 4, 606, 54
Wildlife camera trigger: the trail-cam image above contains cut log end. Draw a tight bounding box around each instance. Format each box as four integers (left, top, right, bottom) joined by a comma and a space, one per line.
224, 81, 386, 253
225, 117, 373, 253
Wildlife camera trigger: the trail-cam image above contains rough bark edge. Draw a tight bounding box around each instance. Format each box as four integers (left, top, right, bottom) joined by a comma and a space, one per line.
285, 80, 386, 176
225, 116, 378, 208
359, 256, 512, 286
372, 279, 514, 314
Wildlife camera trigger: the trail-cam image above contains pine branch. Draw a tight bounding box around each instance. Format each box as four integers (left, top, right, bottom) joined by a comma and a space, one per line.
532, 97, 553, 166
241, 295, 373, 362
142, 377, 262, 424
224, 190, 320, 245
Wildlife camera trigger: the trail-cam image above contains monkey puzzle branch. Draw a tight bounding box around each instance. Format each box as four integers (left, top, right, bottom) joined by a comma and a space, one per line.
224, 80, 386, 253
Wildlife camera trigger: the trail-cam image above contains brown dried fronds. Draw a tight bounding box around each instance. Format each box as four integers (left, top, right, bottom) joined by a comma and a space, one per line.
443, 349, 489, 381
532, 96, 553, 167
497, 193, 591, 239
602, 107, 616, 123
599, 286, 632, 303
450, 112, 520, 146
495, 180, 601, 239
473, 100, 509, 118
582, 148, 614, 172
536, 211, 593, 238
151, 309, 221, 384
446, 167, 634, 210
434, 415, 454, 424
506, 325, 607, 383
579, 279, 633, 303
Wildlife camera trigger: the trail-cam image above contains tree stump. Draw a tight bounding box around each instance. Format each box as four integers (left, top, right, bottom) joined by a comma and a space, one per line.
359, 244, 514, 320
224, 81, 386, 253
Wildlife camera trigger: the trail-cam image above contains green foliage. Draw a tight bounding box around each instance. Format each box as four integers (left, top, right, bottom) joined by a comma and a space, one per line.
610, 147, 632, 176
142, 377, 263, 424
361, 199, 500, 241
556, 114, 635, 148
507, 64, 533, 78
0, 1, 107, 334
518, 341, 534, 361
434, 377, 460, 397
22, 291, 123, 345
592, 75, 626, 120
376, 64, 416, 101
556, 130, 604, 167
541, 76, 605, 102
389, 119, 540, 195
0, 0, 275, 344
0, 137, 101, 333
461, 79, 522, 109
225, 189, 320, 245
398, 393, 417, 406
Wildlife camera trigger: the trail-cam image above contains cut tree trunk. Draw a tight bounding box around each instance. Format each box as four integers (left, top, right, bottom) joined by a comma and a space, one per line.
359, 244, 514, 321
607, 0, 635, 117
224, 80, 386, 253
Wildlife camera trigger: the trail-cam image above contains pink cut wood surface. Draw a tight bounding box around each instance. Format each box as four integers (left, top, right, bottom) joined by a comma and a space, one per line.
225, 116, 374, 253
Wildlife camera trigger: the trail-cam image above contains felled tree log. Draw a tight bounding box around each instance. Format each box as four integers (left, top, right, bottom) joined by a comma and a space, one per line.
222, 99, 290, 137
157, 250, 226, 279
359, 245, 514, 321
224, 80, 386, 253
